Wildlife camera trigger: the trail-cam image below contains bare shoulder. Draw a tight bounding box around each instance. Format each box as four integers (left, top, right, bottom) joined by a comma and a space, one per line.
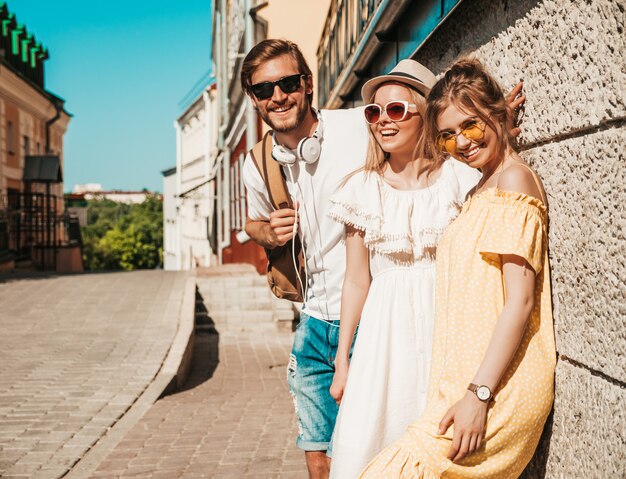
497, 162, 544, 201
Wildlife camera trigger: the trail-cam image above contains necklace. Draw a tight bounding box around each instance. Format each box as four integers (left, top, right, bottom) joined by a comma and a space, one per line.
474, 153, 511, 195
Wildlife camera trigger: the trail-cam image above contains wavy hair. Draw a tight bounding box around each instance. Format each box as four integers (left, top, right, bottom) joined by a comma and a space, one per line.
425, 58, 515, 165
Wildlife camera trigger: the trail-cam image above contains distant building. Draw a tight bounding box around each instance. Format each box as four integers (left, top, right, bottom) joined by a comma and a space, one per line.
84, 190, 158, 205
164, 80, 219, 271
161, 167, 177, 271
0, 3, 79, 272
63, 193, 88, 227
72, 184, 159, 205
72, 183, 103, 194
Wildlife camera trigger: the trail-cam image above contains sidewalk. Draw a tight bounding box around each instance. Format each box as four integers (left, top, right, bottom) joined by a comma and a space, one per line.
0, 270, 191, 479
90, 265, 307, 478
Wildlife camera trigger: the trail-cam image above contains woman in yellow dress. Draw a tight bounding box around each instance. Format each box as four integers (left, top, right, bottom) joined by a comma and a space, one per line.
360, 58, 556, 479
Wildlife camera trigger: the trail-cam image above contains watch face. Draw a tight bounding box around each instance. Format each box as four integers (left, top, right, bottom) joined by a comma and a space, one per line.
477, 386, 491, 401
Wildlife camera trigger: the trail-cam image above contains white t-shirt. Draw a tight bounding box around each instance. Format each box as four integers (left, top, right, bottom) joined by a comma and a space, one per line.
243, 107, 369, 320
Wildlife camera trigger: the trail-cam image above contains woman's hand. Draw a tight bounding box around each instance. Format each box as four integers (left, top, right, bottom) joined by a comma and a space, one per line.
330, 357, 349, 405
438, 391, 489, 462
505, 81, 525, 137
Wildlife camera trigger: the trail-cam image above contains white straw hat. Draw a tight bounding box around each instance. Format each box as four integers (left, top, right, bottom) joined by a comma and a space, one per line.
361, 59, 436, 101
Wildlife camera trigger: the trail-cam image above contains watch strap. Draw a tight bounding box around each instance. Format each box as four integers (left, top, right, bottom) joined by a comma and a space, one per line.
468, 383, 492, 402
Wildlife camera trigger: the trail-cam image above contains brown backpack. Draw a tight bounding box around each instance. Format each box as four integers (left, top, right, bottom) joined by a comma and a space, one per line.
249, 131, 306, 303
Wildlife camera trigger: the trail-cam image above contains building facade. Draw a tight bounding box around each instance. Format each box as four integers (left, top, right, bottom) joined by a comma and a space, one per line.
166, 82, 220, 271
0, 3, 77, 272
161, 166, 177, 271
317, 0, 624, 476
211, 0, 331, 273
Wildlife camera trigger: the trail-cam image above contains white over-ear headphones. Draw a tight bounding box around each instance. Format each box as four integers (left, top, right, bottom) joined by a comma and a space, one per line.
272, 109, 324, 166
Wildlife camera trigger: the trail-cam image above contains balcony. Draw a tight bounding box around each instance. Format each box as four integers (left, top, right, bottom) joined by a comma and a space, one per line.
317, 0, 463, 109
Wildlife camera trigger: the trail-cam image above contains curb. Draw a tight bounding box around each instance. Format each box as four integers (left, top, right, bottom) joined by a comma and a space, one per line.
159, 274, 196, 397
64, 273, 197, 479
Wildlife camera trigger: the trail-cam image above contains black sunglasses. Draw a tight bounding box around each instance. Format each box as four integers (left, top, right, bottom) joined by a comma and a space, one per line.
250, 74, 305, 100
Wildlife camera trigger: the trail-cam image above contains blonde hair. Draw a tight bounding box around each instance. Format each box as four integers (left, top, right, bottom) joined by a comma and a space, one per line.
341, 81, 431, 187
425, 57, 515, 165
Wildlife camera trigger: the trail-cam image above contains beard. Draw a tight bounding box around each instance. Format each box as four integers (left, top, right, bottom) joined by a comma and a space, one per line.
258, 99, 310, 133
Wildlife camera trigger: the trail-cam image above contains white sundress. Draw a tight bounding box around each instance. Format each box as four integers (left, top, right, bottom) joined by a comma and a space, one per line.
327, 159, 480, 479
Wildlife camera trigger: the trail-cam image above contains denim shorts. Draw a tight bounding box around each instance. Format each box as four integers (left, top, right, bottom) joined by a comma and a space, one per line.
287, 312, 352, 451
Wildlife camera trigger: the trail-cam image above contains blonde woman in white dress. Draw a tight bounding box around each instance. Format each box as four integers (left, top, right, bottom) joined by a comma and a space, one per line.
327, 60, 480, 479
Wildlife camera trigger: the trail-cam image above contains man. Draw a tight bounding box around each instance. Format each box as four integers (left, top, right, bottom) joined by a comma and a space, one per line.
241, 39, 368, 479
241, 39, 524, 479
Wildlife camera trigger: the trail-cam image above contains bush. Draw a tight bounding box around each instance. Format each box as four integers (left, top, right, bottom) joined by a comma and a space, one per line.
82, 196, 163, 270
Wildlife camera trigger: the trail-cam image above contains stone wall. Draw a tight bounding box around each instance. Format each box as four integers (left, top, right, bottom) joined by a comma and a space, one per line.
415, 0, 625, 476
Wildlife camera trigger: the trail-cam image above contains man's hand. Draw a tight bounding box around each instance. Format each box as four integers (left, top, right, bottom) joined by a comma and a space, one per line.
245, 204, 298, 249
439, 391, 489, 463
269, 206, 297, 247
506, 80, 525, 138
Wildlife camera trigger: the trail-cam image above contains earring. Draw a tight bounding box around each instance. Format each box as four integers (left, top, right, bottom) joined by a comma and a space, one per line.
384, 151, 390, 160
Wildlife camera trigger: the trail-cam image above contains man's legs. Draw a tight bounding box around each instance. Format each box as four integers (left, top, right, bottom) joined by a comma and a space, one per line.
305, 451, 330, 478
287, 313, 340, 479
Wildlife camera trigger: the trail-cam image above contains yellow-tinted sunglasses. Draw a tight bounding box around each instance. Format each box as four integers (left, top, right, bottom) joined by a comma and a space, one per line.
436, 119, 486, 154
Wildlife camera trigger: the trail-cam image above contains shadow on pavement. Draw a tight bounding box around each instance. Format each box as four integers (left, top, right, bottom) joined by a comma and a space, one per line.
0, 268, 175, 284
0, 269, 77, 283
163, 287, 220, 396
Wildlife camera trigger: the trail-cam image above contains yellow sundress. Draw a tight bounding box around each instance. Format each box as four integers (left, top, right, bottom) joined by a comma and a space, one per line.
360, 188, 556, 479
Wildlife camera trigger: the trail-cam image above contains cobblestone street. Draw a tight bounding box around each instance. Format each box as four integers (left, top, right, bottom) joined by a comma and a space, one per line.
91, 294, 305, 478
0, 270, 189, 478
0, 267, 306, 478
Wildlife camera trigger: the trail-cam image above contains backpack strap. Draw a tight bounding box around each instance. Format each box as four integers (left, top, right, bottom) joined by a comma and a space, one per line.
249, 130, 293, 210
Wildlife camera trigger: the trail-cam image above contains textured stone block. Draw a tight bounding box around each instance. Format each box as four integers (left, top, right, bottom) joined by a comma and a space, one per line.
415, 0, 625, 143
523, 128, 625, 381
522, 360, 625, 478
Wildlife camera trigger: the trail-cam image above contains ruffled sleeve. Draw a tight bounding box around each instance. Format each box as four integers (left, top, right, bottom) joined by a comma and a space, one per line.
477, 189, 548, 274
329, 169, 465, 258
328, 170, 383, 236
329, 170, 419, 254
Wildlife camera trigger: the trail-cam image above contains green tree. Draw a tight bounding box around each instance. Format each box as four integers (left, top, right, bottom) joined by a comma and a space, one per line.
81, 195, 163, 270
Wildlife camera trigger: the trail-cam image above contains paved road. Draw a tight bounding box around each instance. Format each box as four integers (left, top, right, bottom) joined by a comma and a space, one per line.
0, 270, 188, 479
91, 268, 307, 478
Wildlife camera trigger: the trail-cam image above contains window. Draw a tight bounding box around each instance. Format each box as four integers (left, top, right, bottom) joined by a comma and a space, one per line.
230, 157, 248, 231
22, 135, 30, 158
228, 165, 237, 230
7, 188, 20, 210
234, 159, 241, 229
7, 121, 14, 154
219, 162, 227, 245
239, 154, 246, 228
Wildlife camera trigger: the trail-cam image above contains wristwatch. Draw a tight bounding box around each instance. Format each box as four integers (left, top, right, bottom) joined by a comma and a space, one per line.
468, 383, 493, 402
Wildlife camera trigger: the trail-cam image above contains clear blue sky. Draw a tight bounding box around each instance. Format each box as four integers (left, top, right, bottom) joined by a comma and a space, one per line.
13, 1, 213, 193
